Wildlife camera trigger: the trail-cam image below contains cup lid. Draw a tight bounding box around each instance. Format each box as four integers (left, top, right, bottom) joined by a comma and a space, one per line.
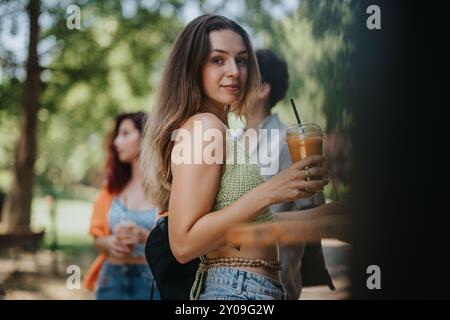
287, 122, 322, 136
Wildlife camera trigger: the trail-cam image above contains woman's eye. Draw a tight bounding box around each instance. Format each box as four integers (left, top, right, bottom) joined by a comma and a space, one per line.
212, 57, 224, 65
236, 57, 248, 66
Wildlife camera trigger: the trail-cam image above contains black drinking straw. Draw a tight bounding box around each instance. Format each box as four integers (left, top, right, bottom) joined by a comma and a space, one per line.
289, 98, 302, 125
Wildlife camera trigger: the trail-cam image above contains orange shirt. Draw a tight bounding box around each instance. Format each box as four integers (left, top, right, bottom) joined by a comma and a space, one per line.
82, 186, 116, 291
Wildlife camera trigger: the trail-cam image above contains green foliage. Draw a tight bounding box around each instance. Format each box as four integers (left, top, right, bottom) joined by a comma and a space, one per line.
0, 76, 22, 116
244, 0, 354, 132
1, 0, 185, 197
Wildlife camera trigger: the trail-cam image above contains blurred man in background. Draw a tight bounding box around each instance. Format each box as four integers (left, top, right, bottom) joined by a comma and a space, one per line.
237, 49, 334, 299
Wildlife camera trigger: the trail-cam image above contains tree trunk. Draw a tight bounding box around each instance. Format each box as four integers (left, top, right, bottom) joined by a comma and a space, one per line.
1, 0, 40, 234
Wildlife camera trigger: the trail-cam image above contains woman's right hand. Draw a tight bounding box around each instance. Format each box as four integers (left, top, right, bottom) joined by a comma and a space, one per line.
106, 235, 131, 258
262, 155, 329, 205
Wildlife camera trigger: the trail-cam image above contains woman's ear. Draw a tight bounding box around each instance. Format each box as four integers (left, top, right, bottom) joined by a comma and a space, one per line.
258, 82, 271, 100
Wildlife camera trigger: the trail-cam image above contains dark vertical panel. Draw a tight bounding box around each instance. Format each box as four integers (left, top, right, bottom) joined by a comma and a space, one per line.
349, 1, 448, 299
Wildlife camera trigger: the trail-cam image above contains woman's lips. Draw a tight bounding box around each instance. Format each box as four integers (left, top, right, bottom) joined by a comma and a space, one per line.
221, 84, 239, 93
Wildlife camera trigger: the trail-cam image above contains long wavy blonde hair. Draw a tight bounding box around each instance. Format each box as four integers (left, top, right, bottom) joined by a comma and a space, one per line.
140, 14, 260, 211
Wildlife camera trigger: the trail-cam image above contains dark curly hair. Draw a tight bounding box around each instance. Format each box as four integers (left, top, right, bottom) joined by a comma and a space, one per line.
255, 49, 289, 110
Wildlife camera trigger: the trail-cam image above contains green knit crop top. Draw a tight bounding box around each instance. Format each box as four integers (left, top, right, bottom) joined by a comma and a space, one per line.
212, 131, 274, 223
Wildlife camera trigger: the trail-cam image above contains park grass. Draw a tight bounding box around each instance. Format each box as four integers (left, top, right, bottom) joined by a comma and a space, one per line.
31, 197, 94, 250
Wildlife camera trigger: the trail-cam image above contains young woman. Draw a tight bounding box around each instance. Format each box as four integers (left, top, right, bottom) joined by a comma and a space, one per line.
83, 112, 160, 300
140, 14, 328, 300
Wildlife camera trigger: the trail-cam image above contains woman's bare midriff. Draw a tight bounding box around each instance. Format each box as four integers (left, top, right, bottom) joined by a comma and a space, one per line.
207, 242, 281, 282
107, 256, 147, 265
201, 164, 281, 282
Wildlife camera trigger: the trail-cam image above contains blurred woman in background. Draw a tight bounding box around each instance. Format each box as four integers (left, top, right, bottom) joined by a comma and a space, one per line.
83, 111, 160, 300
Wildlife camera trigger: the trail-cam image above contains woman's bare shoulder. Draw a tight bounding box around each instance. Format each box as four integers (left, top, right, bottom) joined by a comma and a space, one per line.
180, 113, 227, 133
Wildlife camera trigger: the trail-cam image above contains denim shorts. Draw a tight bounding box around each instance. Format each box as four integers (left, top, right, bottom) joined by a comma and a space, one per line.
198, 267, 287, 300
96, 262, 160, 300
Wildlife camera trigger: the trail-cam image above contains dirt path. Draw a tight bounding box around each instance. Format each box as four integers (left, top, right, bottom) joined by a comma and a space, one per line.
0, 249, 94, 300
